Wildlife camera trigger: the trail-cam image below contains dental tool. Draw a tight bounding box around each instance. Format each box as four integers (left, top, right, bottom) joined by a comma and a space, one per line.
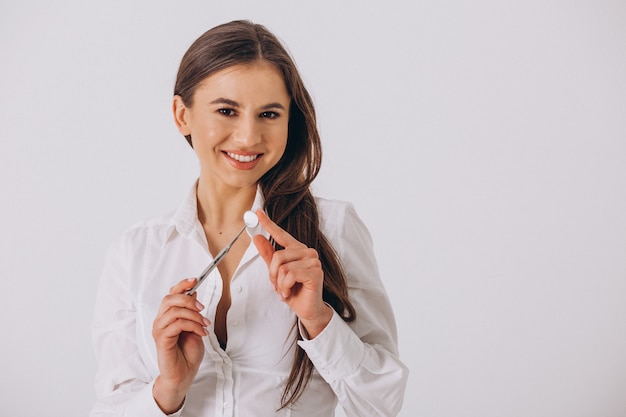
185, 210, 259, 295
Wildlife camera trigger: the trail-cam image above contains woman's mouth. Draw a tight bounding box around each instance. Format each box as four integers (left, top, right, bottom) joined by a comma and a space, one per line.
223, 151, 263, 170
225, 152, 260, 163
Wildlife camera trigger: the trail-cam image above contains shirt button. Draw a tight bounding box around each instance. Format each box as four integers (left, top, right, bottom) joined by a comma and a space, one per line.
235, 285, 243, 293
231, 319, 239, 326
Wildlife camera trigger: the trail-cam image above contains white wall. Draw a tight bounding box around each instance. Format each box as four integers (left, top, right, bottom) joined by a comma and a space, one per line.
1, 1, 625, 416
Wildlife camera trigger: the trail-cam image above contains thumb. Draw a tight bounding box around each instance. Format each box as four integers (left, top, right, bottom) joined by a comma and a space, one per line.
253, 234, 275, 266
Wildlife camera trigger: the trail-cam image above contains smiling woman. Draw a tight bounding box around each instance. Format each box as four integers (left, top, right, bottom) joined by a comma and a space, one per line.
90, 20, 408, 417
172, 61, 290, 191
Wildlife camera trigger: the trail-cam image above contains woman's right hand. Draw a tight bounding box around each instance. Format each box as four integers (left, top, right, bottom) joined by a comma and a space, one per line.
152, 278, 209, 413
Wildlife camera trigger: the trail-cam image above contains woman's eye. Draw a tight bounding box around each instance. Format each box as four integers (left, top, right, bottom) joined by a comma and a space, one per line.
260, 111, 279, 119
218, 108, 236, 116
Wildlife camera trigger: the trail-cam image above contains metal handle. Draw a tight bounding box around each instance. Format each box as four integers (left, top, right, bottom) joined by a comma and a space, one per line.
185, 224, 247, 295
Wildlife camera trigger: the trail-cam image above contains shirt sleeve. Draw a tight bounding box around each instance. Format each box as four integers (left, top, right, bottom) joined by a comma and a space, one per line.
90, 235, 183, 417
297, 202, 409, 417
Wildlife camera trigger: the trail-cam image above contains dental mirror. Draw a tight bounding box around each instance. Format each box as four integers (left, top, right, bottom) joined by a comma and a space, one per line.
243, 210, 259, 228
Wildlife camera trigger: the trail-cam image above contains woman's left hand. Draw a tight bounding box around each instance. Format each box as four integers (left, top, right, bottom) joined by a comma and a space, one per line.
253, 209, 333, 339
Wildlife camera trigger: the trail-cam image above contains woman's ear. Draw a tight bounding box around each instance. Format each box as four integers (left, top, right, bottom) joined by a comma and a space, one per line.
172, 95, 191, 136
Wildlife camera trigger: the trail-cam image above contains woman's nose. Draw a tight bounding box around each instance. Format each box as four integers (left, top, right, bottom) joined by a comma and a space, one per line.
233, 117, 261, 146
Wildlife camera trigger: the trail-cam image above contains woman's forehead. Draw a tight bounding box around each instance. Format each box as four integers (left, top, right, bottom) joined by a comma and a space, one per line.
194, 61, 290, 104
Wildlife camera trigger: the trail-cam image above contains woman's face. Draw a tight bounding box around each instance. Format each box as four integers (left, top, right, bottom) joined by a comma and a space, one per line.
173, 61, 291, 191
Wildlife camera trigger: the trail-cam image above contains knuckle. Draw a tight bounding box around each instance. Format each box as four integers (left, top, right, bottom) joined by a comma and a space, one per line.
278, 264, 290, 276
283, 269, 294, 281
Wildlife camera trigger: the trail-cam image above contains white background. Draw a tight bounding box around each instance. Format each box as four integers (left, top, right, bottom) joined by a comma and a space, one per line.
1, 1, 625, 416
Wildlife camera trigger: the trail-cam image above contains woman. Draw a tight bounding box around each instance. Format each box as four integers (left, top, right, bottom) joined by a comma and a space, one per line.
91, 20, 408, 416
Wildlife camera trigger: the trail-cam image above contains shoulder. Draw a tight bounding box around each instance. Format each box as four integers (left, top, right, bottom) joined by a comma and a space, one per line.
315, 196, 354, 229
112, 210, 178, 255
314, 196, 374, 253
314, 195, 366, 227
314, 196, 361, 235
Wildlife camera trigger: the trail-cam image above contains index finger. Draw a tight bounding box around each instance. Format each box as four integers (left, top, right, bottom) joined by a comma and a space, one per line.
170, 278, 198, 295
255, 209, 306, 249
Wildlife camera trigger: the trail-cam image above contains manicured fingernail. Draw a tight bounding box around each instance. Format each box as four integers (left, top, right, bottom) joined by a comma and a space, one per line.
202, 317, 210, 327
195, 301, 205, 310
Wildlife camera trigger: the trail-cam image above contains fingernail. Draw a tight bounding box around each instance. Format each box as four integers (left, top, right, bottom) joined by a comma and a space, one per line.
195, 301, 205, 311
202, 317, 210, 327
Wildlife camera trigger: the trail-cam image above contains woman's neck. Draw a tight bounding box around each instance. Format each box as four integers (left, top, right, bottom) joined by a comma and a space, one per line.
196, 176, 257, 230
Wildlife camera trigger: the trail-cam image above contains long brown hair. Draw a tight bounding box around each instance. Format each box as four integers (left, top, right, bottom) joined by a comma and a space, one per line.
174, 20, 356, 408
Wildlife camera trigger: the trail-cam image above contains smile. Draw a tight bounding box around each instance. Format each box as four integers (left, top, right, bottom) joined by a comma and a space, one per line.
225, 152, 260, 163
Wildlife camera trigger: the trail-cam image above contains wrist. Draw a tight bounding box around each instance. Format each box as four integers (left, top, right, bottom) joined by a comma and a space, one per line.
153, 376, 187, 415
299, 304, 333, 339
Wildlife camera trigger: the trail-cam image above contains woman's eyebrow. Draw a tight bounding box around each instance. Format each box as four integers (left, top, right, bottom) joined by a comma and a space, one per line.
210, 98, 287, 110
261, 102, 287, 110
210, 97, 240, 107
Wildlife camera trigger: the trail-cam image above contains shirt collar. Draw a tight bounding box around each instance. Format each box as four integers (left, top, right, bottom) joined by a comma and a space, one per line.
166, 180, 267, 247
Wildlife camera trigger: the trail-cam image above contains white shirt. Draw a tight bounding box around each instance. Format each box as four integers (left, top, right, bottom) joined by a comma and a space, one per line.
91, 183, 408, 417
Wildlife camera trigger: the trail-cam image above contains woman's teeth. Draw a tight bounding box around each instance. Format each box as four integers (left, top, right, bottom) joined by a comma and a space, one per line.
226, 152, 259, 163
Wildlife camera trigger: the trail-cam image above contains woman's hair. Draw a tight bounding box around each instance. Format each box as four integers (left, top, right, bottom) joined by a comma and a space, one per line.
174, 20, 356, 408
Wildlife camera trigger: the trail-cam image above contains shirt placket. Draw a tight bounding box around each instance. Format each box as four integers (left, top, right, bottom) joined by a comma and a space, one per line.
220, 353, 234, 417
203, 328, 235, 417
